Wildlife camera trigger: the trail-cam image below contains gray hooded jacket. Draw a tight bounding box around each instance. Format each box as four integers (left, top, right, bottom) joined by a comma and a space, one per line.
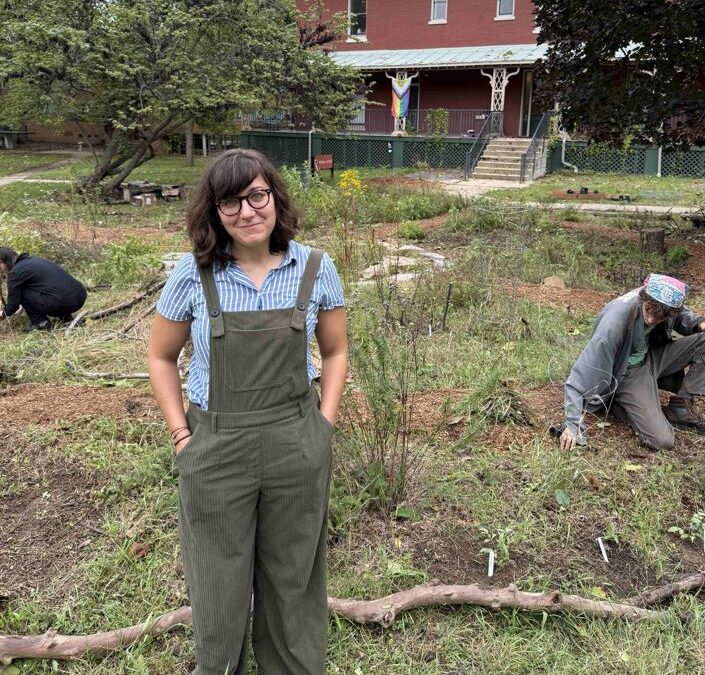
564, 288, 703, 442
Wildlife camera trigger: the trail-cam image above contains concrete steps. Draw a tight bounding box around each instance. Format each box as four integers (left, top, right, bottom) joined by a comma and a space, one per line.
472, 137, 532, 181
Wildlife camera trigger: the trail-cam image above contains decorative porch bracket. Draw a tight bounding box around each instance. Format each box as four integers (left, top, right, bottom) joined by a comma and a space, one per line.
481, 67, 520, 122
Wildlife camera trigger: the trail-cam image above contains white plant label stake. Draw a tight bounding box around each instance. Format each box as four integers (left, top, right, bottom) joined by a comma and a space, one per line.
597, 537, 609, 563
487, 549, 495, 577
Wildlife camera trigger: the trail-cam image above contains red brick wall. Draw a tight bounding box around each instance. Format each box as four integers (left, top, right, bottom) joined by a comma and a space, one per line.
298, 0, 537, 49
26, 122, 103, 146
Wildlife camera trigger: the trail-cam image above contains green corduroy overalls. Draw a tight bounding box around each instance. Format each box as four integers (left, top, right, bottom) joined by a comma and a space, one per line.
178, 249, 333, 675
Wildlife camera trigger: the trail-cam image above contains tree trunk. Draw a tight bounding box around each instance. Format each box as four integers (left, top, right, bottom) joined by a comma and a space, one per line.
640, 228, 665, 255
186, 123, 194, 167
75, 115, 185, 194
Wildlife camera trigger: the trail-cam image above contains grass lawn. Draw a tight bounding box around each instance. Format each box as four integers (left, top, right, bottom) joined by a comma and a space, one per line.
0, 150, 73, 176
486, 171, 705, 207
1, 165, 705, 674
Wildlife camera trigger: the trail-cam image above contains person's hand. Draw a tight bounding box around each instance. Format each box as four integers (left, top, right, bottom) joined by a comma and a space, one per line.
174, 434, 191, 455
559, 427, 577, 451
699, 319, 705, 332
0, 310, 5, 320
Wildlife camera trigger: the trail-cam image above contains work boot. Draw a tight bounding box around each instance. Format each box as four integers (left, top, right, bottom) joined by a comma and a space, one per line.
663, 396, 705, 433
28, 320, 51, 332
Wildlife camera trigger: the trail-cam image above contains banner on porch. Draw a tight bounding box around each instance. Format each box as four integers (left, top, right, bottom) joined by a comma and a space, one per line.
390, 77, 413, 118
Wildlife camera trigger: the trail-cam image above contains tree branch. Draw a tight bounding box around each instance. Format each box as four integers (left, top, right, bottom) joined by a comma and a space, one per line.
3, 578, 695, 665
65, 280, 166, 335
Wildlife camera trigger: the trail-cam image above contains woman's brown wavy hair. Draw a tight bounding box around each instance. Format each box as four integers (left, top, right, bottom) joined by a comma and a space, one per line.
187, 149, 300, 268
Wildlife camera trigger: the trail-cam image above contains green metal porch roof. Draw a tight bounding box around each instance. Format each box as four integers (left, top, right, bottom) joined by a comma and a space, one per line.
329, 44, 548, 70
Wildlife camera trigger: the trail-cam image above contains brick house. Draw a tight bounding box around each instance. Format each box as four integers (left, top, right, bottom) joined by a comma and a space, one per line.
298, 0, 545, 138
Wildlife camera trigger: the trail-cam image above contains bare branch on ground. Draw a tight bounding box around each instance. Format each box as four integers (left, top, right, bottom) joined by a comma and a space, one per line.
65, 280, 166, 335
3, 577, 696, 665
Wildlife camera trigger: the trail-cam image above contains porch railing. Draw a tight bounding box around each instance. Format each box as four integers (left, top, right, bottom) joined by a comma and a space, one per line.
349, 108, 491, 136
236, 108, 493, 137
519, 111, 555, 183
463, 111, 503, 178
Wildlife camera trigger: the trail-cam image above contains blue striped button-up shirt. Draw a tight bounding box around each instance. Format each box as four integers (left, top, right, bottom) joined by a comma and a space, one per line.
156, 240, 345, 410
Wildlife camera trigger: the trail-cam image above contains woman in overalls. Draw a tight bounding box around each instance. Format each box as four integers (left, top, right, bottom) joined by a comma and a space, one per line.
148, 149, 347, 675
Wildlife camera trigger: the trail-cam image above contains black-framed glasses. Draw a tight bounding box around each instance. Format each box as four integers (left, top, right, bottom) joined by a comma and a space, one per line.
216, 189, 272, 216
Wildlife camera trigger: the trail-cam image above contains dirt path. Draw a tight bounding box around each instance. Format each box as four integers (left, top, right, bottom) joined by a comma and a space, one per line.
0, 151, 84, 186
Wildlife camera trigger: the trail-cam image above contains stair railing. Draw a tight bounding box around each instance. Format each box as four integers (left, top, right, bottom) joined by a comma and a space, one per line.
519, 112, 555, 183
463, 110, 503, 178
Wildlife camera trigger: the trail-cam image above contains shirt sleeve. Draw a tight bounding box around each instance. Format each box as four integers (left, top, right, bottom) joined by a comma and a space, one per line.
4, 266, 31, 317
156, 254, 197, 321
317, 252, 345, 310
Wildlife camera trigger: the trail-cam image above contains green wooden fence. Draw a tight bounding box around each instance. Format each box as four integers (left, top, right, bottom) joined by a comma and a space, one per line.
548, 141, 705, 177
238, 131, 476, 170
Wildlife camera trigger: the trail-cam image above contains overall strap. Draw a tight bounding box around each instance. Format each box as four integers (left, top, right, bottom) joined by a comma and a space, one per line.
197, 264, 225, 338
291, 249, 323, 331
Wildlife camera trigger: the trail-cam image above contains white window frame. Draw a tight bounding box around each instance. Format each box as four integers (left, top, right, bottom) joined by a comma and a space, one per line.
429, 0, 448, 24
347, 0, 367, 41
347, 99, 366, 129
495, 0, 515, 20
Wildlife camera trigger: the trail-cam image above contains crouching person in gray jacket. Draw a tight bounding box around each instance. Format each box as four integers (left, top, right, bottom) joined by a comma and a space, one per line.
559, 273, 705, 451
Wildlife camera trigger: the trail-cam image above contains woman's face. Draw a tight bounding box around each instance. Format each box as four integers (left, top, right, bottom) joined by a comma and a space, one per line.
216, 174, 276, 253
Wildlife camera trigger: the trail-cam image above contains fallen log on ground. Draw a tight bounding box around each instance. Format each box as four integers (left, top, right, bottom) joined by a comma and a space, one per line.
4, 575, 702, 665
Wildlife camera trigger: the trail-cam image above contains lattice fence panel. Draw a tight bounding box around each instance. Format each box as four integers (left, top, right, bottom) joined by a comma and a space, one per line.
320, 137, 392, 168
247, 134, 308, 168
662, 149, 705, 177
402, 139, 473, 168
563, 143, 647, 174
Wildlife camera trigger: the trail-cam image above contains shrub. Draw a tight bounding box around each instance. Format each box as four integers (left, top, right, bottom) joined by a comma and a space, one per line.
398, 220, 425, 241
666, 245, 689, 267
0, 215, 45, 256
92, 237, 162, 287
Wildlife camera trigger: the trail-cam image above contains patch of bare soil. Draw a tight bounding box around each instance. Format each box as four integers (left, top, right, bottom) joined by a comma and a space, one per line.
0, 384, 160, 600
372, 213, 448, 241
0, 432, 102, 599
32, 221, 186, 247
341, 388, 469, 442
511, 282, 616, 315
364, 176, 435, 190
0, 383, 160, 430
560, 220, 640, 242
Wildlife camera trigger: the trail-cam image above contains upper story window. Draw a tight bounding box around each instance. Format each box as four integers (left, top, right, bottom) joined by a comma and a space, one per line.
430, 0, 448, 23
496, 0, 515, 19
349, 0, 367, 39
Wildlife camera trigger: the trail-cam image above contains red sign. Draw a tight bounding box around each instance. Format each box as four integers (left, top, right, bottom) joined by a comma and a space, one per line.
314, 154, 334, 170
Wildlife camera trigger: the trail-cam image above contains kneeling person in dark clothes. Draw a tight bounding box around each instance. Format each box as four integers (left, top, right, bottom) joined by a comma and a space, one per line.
558, 274, 705, 451
0, 248, 87, 330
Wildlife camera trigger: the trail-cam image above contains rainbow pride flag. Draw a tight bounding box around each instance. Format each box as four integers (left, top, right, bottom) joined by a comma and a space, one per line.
391, 77, 413, 118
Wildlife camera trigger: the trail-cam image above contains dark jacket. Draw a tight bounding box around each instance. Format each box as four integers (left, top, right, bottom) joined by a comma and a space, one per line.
564, 288, 704, 443
5, 253, 86, 317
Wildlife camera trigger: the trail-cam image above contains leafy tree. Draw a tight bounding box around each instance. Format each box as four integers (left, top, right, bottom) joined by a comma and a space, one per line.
534, 0, 705, 145
0, 0, 363, 193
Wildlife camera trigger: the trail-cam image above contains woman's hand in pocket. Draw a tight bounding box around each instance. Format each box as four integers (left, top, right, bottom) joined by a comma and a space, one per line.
175, 433, 192, 455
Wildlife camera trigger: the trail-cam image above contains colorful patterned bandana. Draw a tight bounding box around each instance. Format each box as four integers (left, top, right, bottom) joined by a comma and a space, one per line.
643, 273, 688, 308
